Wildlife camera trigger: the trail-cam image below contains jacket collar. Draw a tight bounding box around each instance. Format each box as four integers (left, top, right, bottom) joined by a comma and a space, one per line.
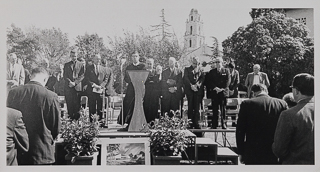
254, 92, 269, 98
297, 96, 314, 104
27, 81, 44, 87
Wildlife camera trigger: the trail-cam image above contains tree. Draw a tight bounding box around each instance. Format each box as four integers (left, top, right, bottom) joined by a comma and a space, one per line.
106, 28, 184, 93
7, 24, 70, 73
249, 8, 285, 19
75, 33, 108, 60
26, 26, 70, 72
7, 24, 41, 71
222, 11, 314, 98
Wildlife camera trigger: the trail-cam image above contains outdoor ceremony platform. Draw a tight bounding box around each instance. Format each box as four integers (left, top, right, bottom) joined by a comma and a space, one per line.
189, 128, 236, 148
95, 126, 239, 165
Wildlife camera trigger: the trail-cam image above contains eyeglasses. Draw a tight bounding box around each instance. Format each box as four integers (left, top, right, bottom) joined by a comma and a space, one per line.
290, 85, 296, 89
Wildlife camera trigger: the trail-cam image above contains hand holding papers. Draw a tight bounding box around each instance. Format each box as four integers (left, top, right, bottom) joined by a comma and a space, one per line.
92, 83, 103, 94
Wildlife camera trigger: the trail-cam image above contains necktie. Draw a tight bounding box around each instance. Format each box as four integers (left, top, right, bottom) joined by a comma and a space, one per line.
95, 65, 98, 75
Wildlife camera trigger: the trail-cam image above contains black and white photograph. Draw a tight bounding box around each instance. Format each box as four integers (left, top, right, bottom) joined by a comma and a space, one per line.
1, 0, 319, 172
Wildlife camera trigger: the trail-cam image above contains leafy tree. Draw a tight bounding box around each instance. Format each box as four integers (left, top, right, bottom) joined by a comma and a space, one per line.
7, 24, 70, 73
26, 26, 70, 72
250, 8, 285, 19
222, 11, 313, 98
107, 28, 184, 93
7, 24, 41, 71
75, 33, 108, 60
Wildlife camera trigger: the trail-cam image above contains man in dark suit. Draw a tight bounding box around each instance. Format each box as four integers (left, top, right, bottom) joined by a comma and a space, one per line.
245, 64, 270, 98
236, 83, 287, 165
273, 73, 314, 164
6, 108, 29, 166
205, 57, 231, 129
143, 58, 161, 123
183, 56, 205, 129
84, 54, 113, 122
63, 48, 85, 120
7, 67, 61, 165
161, 57, 183, 116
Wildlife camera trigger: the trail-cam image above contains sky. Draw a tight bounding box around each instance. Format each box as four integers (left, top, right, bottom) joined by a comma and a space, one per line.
0, 0, 255, 50
1, 0, 318, 49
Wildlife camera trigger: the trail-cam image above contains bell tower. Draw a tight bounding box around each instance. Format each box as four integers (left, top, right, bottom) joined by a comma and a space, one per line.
184, 9, 205, 51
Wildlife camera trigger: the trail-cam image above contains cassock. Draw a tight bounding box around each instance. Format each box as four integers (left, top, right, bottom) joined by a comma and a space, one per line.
117, 63, 146, 125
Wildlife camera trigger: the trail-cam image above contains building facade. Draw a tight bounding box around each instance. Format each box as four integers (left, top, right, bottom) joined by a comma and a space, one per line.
180, 9, 213, 72
284, 8, 314, 37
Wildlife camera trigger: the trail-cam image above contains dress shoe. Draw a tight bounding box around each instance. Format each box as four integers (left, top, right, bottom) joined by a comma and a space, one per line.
117, 126, 128, 132
211, 126, 217, 129
232, 122, 237, 127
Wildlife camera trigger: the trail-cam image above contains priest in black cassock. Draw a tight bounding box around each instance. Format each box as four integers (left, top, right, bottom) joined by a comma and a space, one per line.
143, 58, 161, 124
117, 52, 146, 131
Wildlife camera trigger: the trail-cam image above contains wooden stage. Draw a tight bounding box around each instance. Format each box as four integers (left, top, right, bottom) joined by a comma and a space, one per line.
189, 128, 236, 148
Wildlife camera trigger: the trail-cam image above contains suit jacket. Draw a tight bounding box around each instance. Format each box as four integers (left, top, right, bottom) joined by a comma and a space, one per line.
272, 97, 314, 164
7, 81, 61, 164
63, 60, 85, 91
245, 72, 270, 96
84, 64, 113, 95
183, 66, 205, 98
161, 67, 183, 99
204, 68, 231, 99
6, 108, 29, 166
7, 63, 25, 88
229, 69, 239, 98
236, 94, 287, 164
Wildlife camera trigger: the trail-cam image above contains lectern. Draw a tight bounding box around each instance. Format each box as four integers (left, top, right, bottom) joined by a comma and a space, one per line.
127, 70, 149, 132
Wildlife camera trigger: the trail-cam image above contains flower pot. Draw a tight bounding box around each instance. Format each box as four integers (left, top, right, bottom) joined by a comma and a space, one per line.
152, 154, 182, 165
65, 152, 98, 165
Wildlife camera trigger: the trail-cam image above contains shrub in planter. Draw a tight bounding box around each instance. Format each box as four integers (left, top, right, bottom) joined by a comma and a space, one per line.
60, 108, 100, 164
143, 110, 192, 164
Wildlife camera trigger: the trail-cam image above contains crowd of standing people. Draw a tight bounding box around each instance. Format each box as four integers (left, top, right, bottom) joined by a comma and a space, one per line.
6, 48, 314, 165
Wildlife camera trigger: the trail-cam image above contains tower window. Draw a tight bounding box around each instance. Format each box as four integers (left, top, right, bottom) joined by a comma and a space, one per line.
190, 40, 192, 47
191, 16, 193, 21
190, 26, 192, 35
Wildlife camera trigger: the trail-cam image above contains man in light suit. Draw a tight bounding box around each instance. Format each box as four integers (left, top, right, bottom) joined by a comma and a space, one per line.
63, 48, 85, 120
84, 54, 113, 122
245, 64, 270, 98
7, 67, 61, 165
236, 84, 287, 164
7, 53, 25, 92
273, 73, 314, 164
6, 108, 29, 166
183, 56, 205, 129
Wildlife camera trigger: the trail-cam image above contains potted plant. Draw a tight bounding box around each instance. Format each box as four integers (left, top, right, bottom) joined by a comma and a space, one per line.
143, 110, 192, 165
60, 108, 100, 165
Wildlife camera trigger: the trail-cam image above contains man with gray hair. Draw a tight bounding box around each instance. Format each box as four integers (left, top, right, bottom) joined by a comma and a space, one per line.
236, 83, 287, 164
161, 57, 183, 116
245, 64, 270, 98
7, 53, 25, 92
273, 73, 314, 164
183, 56, 205, 129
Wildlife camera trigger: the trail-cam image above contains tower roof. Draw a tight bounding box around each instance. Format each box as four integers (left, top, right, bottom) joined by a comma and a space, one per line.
190, 8, 198, 14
